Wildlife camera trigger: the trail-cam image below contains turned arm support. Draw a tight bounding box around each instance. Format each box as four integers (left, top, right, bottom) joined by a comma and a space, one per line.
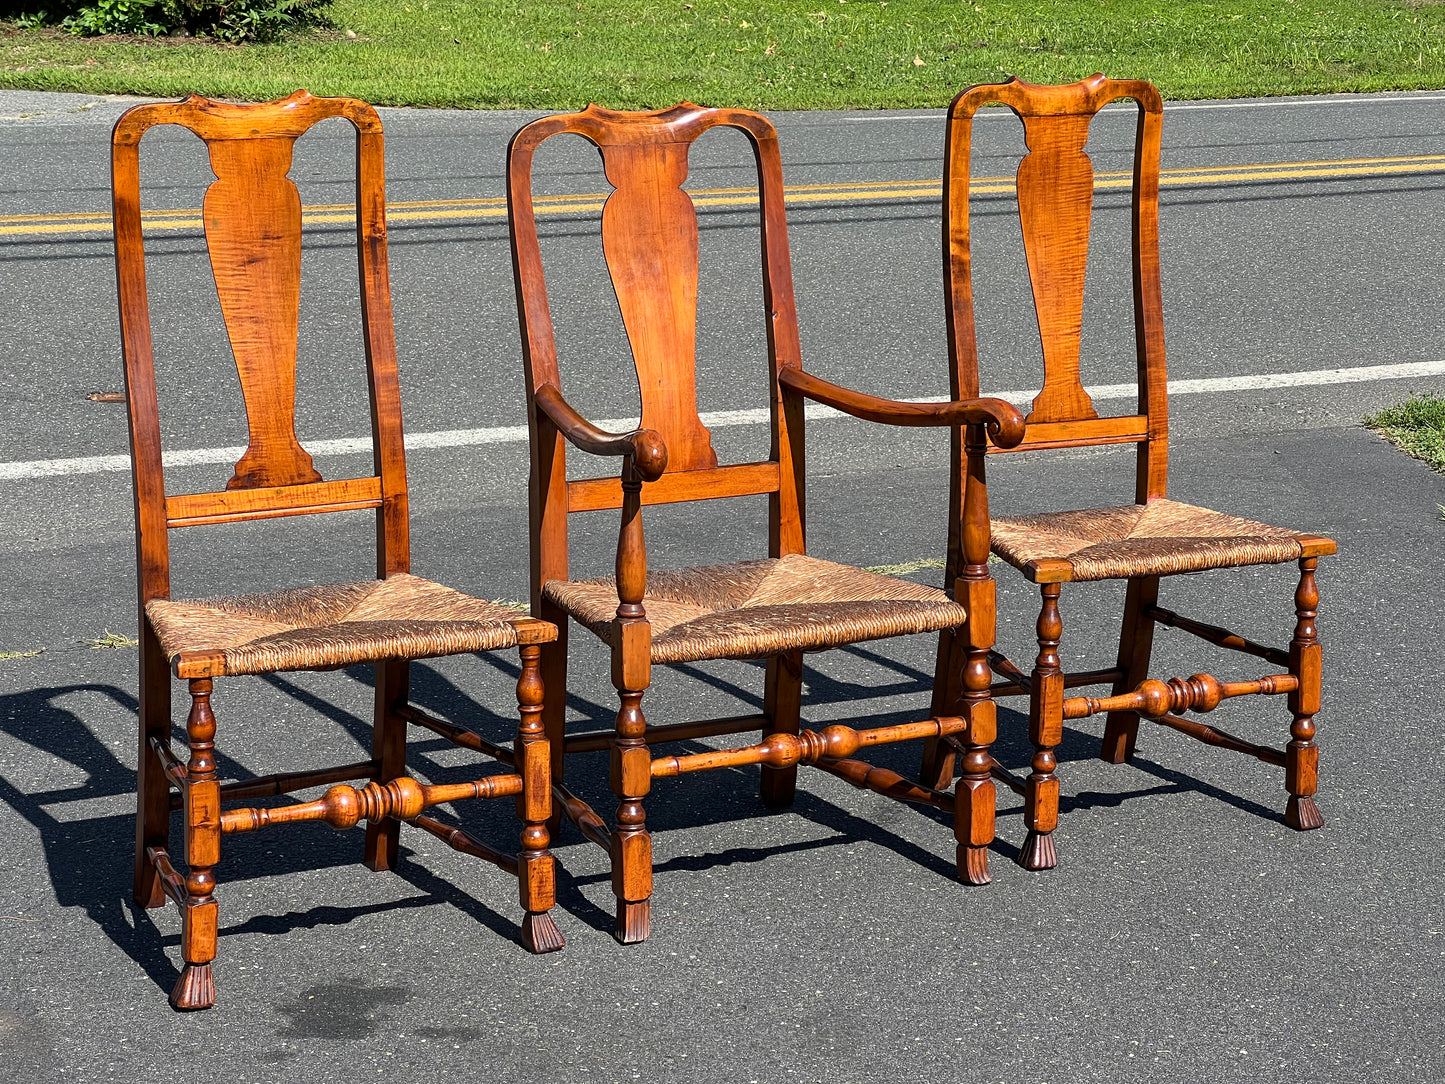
532, 385, 656, 622
534, 382, 668, 481
778, 367, 1026, 448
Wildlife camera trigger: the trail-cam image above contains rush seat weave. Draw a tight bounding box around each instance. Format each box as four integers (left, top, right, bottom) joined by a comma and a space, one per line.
990, 498, 1320, 582
147, 573, 552, 677
543, 553, 968, 665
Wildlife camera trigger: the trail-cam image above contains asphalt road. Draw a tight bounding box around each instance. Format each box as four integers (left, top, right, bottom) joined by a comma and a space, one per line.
0, 87, 1443, 1082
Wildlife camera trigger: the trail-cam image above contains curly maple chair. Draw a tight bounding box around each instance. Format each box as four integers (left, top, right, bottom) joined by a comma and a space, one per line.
927, 75, 1337, 870
507, 103, 1025, 942
114, 93, 562, 1011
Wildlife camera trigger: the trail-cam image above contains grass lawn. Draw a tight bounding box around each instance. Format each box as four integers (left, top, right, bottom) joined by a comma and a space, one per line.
3, 1, 1445, 109
1366, 393, 1445, 475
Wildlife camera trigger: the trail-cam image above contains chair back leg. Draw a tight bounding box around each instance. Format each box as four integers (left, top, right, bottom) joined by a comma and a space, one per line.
761, 650, 804, 808
363, 659, 410, 871
539, 601, 570, 840
920, 627, 965, 790
134, 627, 172, 909
1101, 575, 1161, 764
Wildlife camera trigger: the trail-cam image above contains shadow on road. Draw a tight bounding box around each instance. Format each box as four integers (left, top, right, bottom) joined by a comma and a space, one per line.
0, 649, 1290, 992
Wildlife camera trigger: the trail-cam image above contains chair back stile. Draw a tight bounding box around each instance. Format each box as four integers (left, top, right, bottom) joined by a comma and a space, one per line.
943, 75, 1170, 503
111, 90, 410, 614
507, 104, 806, 609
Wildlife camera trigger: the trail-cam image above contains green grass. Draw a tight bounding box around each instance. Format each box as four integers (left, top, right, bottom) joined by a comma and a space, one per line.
88, 629, 139, 649
1366, 393, 1445, 474
864, 556, 945, 576
5, 1, 1445, 109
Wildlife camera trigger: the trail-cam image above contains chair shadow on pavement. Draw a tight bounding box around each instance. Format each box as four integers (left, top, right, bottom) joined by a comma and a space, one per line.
0, 675, 542, 999
0, 683, 180, 993
0, 645, 1286, 988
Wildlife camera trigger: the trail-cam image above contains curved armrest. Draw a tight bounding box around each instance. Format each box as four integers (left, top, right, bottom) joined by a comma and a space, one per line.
778, 368, 1026, 448
534, 383, 668, 481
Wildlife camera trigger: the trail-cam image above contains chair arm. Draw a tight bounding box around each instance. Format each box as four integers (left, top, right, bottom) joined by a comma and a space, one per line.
534, 383, 668, 481
778, 368, 1026, 448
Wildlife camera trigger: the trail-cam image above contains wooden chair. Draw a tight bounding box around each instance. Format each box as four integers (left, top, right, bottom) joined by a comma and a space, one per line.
114, 92, 563, 1011
929, 75, 1338, 870
507, 103, 1026, 942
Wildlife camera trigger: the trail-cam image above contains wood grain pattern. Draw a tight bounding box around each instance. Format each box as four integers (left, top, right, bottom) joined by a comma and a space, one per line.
946, 77, 1334, 860
650, 715, 970, 777
944, 74, 1167, 489
780, 367, 1025, 440
165, 477, 383, 528
219, 772, 524, 833
566, 462, 780, 512
1006, 415, 1148, 453
172, 678, 219, 1010
113, 89, 410, 593
114, 92, 561, 1009
600, 141, 718, 473
1017, 111, 1098, 423
511, 102, 1023, 936
203, 136, 319, 490
1020, 584, 1063, 872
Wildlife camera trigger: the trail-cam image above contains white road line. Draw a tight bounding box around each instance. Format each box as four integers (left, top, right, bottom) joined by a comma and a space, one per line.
1165, 93, 1445, 111
3, 359, 1442, 482
834, 91, 1445, 123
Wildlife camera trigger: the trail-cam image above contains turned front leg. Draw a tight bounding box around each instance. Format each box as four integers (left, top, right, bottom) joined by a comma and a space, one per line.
610, 467, 652, 943
1021, 583, 1063, 871
611, 640, 652, 943
516, 643, 564, 952
1286, 558, 1324, 831
953, 573, 999, 884
172, 677, 220, 1011
950, 421, 1000, 880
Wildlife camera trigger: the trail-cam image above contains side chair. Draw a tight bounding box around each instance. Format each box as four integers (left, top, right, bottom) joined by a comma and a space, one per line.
506, 103, 1026, 943
114, 92, 563, 1011
925, 75, 1337, 870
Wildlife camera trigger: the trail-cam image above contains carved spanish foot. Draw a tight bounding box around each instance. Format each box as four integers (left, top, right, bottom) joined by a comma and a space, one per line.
958, 843, 992, 886
1285, 795, 1324, 831
1018, 830, 1057, 871
1021, 584, 1063, 874
615, 899, 651, 944
522, 910, 566, 953
170, 962, 215, 1011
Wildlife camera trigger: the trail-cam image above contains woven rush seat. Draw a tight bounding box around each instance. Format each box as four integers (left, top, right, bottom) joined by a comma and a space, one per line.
544, 553, 968, 666
991, 498, 1321, 583
147, 573, 552, 678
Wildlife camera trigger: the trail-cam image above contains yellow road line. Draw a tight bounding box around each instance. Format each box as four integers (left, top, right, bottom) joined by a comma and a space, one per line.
4, 152, 1444, 239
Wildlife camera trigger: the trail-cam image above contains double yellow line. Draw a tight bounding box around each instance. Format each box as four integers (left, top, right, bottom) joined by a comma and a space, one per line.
3, 152, 1443, 239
